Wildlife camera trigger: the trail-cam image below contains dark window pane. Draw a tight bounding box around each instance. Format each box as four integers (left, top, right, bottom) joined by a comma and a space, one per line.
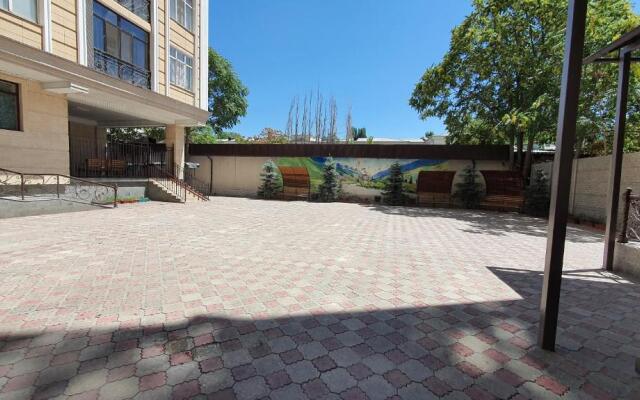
93, 17, 105, 51
0, 81, 18, 131
105, 23, 120, 57
133, 39, 147, 69
120, 32, 133, 63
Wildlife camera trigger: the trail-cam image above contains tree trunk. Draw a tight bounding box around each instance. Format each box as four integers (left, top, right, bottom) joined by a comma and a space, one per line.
516, 131, 524, 171
509, 131, 515, 170
524, 134, 535, 184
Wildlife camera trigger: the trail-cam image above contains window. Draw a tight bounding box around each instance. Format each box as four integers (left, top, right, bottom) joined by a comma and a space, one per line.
170, 0, 193, 31
93, 1, 150, 88
1, 0, 38, 22
170, 47, 193, 91
0, 80, 20, 131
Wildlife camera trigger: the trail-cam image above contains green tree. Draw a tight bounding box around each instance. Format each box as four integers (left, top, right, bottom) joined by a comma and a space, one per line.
410, 0, 640, 165
208, 48, 249, 134
382, 162, 405, 205
351, 127, 367, 140
454, 166, 483, 209
257, 160, 281, 199
525, 169, 551, 217
318, 157, 341, 202
107, 127, 165, 143
188, 125, 217, 144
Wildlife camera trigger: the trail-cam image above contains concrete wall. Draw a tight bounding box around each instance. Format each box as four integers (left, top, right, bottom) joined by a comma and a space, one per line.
189, 155, 509, 201
614, 242, 640, 279
532, 151, 640, 224
0, 73, 69, 175
0, 8, 42, 49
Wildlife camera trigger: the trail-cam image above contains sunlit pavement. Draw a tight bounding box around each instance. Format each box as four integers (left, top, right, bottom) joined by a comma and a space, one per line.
0, 197, 638, 399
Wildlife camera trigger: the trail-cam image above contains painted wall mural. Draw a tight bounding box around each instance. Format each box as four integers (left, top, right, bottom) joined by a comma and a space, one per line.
276, 157, 449, 198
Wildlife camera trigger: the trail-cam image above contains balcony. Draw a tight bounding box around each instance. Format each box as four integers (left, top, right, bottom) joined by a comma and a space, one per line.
93, 49, 151, 89
114, 0, 150, 22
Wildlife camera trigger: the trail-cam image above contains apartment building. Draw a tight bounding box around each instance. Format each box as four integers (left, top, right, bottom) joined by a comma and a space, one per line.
0, 0, 209, 177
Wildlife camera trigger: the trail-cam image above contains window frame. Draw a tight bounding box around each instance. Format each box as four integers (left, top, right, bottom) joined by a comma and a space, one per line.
169, 46, 194, 92
0, 0, 38, 23
93, 2, 150, 71
170, 0, 194, 32
0, 79, 21, 132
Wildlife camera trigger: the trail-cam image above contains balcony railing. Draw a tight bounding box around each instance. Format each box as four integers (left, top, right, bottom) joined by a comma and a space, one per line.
93, 49, 151, 89
115, 0, 150, 22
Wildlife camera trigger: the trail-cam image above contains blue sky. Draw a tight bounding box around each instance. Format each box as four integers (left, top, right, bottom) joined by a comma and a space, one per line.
211, 1, 640, 140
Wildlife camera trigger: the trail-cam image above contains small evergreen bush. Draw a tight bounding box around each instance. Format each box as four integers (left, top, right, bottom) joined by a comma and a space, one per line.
382, 162, 405, 205
454, 165, 483, 208
318, 157, 341, 202
257, 160, 281, 199
525, 170, 550, 217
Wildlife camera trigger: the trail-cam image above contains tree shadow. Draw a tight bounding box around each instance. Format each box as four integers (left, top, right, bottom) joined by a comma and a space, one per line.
0, 269, 638, 399
359, 204, 603, 244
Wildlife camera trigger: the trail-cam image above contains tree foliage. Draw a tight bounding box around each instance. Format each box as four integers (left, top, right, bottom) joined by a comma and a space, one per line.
351, 127, 367, 140
318, 157, 341, 202
525, 169, 551, 217
410, 0, 640, 156
454, 166, 483, 209
208, 48, 249, 134
257, 160, 281, 199
382, 162, 405, 205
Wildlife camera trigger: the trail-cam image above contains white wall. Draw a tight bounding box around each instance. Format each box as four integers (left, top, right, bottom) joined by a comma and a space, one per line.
189, 155, 509, 201
532, 151, 640, 224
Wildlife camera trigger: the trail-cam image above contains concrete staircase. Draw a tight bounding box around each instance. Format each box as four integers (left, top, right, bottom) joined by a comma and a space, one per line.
147, 178, 208, 203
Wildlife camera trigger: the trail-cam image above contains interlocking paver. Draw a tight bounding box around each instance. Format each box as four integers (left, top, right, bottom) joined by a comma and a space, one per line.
0, 199, 635, 399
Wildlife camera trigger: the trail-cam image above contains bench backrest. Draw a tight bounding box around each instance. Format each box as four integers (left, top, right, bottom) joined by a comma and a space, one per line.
417, 171, 456, 194
481, 170, 524, 197
278, 166, 310, 189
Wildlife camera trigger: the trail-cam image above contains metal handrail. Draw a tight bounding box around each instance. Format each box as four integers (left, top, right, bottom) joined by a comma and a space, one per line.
148, 164, 209, 202
0, 167, 118, 207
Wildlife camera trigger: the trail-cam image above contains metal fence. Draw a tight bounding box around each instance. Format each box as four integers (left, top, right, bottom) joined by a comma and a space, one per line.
70, 138, 173, 179
0, 167, 117, 207
620, 188, 640, 243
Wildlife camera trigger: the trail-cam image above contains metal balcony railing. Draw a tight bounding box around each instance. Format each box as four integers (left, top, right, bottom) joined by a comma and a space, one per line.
620, 188, 640, 243
93, 49, 151, 89
115, 0, 150, 22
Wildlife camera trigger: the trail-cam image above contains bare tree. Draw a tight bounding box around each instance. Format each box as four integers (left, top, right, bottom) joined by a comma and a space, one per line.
286, 99, 295, 140
294, 96, 300, 143
328, 97, 338, 143
345, 106, 353, 142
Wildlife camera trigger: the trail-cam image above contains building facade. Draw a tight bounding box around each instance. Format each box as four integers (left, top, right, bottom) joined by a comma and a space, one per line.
0, 0, 209, 176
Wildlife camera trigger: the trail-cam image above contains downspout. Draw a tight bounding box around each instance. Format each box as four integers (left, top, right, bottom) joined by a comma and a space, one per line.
207, 156, 214, 195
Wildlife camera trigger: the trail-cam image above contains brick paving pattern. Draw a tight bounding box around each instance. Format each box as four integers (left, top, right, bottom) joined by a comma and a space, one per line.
0, 197, 638, 399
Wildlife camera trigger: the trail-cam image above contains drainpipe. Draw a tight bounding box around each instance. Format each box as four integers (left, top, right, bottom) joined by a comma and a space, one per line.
207, 156, 214, 195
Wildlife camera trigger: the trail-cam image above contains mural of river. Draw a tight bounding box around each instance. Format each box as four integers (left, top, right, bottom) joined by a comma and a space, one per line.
275, 157, 448, 195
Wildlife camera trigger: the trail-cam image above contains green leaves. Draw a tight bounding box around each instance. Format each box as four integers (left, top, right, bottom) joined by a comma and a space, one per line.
208, 48, 249, 135
410, 0, 640, 154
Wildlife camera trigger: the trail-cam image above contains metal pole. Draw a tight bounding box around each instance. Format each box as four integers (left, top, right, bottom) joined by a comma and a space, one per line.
619, 188, 632, 244
114, 185, 118, 208
603, 50, 631, 270
56, 175, 60, 198
538, 0, 588, 352
20, 173, 24, 200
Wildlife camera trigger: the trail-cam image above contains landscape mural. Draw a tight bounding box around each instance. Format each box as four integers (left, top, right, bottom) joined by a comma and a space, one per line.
276, 157, 449, 197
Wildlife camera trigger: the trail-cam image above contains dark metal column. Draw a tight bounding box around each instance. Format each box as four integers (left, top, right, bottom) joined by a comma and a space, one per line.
603, 50, 632, 270
538, 0, 588, 351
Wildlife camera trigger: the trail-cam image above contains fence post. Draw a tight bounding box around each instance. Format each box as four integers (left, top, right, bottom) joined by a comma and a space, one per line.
619, 188, 632, 243
56, 175, 60, 198
20, 173, 24, 200
114, 185, 118, 208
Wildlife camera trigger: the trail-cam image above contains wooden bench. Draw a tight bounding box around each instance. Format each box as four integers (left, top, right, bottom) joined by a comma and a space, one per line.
416, 171, 456, 207
108, 159, 127, 176
480, 170, 525, 212
278, 166, 310, 200
86, 159, 106, 176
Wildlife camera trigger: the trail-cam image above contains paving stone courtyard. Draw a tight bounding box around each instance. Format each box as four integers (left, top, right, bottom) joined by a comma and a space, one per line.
0, 197, 638, 399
